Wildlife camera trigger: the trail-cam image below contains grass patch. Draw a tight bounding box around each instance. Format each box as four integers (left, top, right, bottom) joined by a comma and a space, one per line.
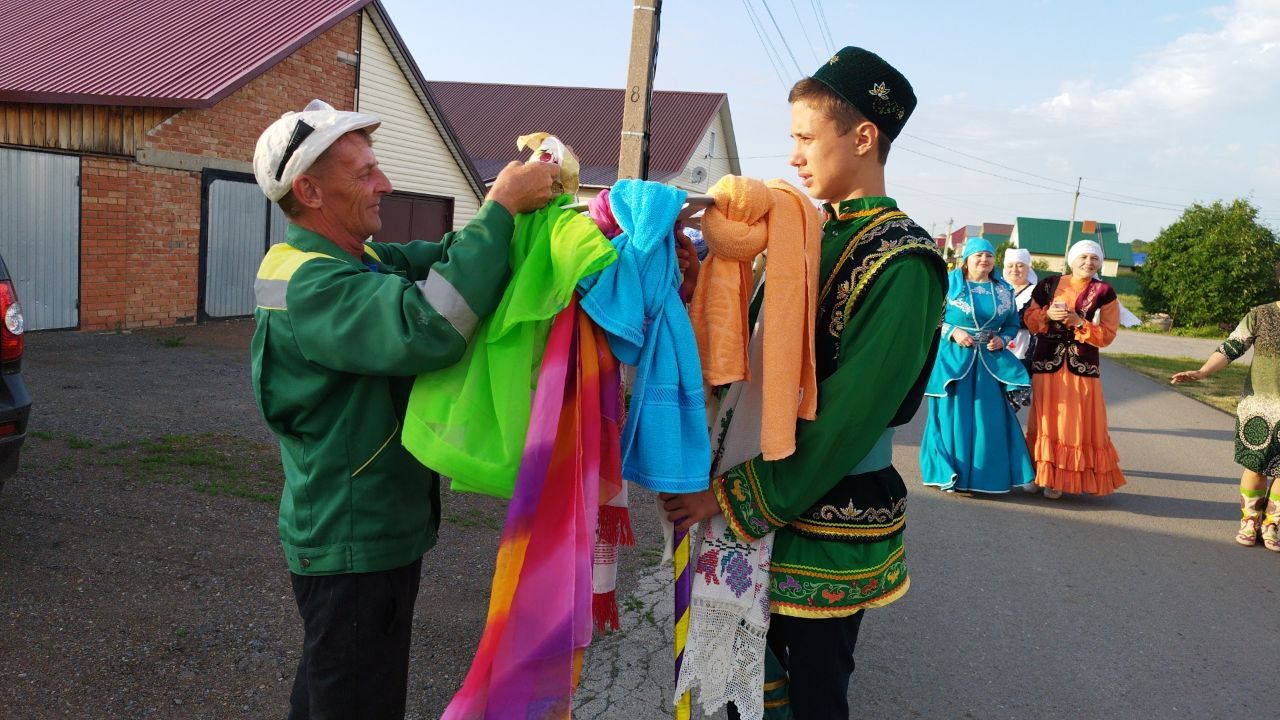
1129, 323, 1225, 339
1115, 293, 1144, 317
1108, 353, 1246, 415
29, 430, 52, 441
96, 433, 280, 503
158, 335, 186, 349
66, 435, 94, 449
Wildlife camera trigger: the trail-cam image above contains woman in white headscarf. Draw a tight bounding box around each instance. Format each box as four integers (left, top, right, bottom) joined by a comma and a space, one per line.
1022, 240, 1127, 499
1002, 248, 1038, 364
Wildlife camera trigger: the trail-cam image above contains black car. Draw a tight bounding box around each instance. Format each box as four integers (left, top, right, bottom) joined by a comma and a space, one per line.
0, 254, 29, 488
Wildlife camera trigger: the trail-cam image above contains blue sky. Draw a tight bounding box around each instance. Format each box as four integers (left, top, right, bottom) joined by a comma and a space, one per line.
379, 0, 1280, 243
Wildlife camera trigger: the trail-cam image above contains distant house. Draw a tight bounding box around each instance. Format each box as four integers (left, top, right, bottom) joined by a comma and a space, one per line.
941, 222, 1012, 258
0, 0, 483, 330
982, 222, 1013, 249
1010, 217, 1134, 276
425, 81, 742, 203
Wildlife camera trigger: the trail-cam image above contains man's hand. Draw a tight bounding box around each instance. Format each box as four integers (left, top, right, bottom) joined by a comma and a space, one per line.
675, 228, 700, 299
486, 161, 559, 215
1171, 370, 1203, 384
659, 490, 721, 533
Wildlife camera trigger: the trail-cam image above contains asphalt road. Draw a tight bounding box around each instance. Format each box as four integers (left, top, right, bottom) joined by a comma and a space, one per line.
1104, 328, 1244, 362
580, 357, 1272, 719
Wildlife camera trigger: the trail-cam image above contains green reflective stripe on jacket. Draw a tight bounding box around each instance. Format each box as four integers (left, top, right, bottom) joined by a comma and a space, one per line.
417, 270, 480, 340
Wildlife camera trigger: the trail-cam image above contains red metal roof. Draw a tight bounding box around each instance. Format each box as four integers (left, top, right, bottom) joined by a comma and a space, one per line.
425, 81, 727, 186
0, 0, 370, 107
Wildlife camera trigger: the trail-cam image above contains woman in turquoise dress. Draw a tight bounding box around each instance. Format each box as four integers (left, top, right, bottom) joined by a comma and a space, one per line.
920, 238, 1035, 493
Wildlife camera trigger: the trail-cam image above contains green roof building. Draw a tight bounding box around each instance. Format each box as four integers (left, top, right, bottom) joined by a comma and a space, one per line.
1010, 217, 1134, 276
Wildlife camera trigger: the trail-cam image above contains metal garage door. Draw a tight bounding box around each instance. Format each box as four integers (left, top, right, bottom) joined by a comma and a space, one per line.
0, 148, 80, 330
201, 171, 286, 319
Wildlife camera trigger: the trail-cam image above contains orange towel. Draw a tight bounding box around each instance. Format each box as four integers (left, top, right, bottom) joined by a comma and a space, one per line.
691, 176, 821, 461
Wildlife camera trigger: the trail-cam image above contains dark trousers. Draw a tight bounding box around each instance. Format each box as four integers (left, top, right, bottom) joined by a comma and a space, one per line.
728, 610, 865, 720
288, 557, 423, 720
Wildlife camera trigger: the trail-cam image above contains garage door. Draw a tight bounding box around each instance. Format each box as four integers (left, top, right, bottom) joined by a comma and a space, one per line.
372, 191, 452, 244
0, 148, 80, 330
200, 171, 286, 319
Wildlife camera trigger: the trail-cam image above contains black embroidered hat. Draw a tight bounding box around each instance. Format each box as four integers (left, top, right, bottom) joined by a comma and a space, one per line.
810, 46, 916, 141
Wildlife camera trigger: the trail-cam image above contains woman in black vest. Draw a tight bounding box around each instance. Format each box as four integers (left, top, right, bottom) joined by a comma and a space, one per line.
1023, 240, 1127, 498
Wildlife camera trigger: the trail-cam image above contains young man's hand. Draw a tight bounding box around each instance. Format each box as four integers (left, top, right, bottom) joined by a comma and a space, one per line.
675, 228, 701, 299
659, 490, 721, 533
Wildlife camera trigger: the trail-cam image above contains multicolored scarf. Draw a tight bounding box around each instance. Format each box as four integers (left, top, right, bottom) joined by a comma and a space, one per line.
443, 297, 620, 719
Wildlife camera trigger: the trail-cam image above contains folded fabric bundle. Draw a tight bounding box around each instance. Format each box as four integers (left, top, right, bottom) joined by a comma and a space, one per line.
691, 175, 822, 461
402, 197, 616, 498
578, 179, 710, 493
443, 297, 617, 718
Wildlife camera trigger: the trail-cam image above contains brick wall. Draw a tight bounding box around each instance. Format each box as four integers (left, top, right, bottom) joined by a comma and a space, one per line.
79, 157, 201, 329
77, 14, 360, 330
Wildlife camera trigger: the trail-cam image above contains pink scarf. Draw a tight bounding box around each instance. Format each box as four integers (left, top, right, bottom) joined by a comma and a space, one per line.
444, 297, 619, 718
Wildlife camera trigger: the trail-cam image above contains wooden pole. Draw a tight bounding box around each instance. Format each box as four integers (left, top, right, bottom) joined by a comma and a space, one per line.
618, 0, 662, 180
1063, 176, 1081, 273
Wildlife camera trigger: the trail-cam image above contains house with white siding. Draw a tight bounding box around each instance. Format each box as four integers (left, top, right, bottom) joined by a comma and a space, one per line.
0, 0, 486, 329
425, 81, 742, 209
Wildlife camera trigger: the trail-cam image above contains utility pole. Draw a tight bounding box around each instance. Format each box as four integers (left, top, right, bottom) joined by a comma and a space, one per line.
618, 0, 662, 180
945, 218, 954, 264
1063, 176, 1081, 273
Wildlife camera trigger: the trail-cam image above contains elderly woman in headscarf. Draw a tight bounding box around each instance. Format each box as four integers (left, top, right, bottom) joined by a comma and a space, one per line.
920, 238, 1035, 494
1002, 248, 1038, 364
1023, 240, 1127, 499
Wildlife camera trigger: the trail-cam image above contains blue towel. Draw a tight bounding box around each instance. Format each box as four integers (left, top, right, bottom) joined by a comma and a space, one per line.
578, 180, 710, 493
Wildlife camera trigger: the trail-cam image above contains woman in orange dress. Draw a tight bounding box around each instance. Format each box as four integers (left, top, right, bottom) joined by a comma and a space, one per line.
1023, 240, 1126, 498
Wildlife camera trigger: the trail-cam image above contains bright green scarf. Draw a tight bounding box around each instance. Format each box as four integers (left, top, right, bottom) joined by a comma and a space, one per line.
402, 197, 616, 498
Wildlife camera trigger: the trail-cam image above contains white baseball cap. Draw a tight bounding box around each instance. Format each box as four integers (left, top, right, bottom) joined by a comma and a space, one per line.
253, 99, 381, 202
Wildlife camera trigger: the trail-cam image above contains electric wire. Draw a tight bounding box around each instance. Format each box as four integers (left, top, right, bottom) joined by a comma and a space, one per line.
787, 0, 822, 65
741, 0, 791, 92
757, 0, 805, 76
810, 0, 836, 54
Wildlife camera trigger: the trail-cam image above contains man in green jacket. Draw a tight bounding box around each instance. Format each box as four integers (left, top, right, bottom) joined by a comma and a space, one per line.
662, 49, 946, 719
250, 99, 556, 720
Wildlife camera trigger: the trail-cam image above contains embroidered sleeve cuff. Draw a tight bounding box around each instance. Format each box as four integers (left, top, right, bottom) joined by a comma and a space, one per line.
718, 460, 786, 541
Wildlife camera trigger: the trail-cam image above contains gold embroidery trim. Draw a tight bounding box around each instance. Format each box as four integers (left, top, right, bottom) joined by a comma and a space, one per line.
819, 210, 908, 300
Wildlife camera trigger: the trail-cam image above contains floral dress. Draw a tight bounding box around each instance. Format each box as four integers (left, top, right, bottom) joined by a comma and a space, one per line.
1220, 302, 1280, 476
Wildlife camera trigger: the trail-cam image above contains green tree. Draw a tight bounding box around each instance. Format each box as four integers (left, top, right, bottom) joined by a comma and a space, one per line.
1139, 199, 1279, 327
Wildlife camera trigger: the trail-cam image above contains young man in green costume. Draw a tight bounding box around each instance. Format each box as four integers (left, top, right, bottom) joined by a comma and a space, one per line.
663, 48, 947, 719
250, 99, 556, 719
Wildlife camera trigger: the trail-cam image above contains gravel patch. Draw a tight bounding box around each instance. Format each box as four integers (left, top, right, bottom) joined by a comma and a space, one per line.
0, 321, 663, 719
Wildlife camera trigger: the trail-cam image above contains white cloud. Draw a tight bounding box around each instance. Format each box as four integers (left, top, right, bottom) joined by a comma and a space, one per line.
1025, 0, 1280, 128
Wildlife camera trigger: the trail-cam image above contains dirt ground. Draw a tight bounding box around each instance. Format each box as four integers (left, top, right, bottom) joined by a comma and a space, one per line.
0, 321, 660, 719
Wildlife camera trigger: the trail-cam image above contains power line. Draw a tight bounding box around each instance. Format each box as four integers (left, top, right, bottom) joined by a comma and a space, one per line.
900, 132, 1078, 190
897, 139, 1191, 212
810, 0, 836, 54
895, 145, 1077, 195
757, 0, 804, 77
787, 0, 822, 66
741, 0, 790, 92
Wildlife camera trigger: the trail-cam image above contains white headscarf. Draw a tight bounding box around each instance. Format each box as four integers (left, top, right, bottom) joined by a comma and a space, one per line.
1067, 240, 1105, 268
1002, 247, 1038, 286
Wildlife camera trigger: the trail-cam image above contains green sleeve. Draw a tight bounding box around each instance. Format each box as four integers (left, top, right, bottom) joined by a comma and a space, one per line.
713, 255, 945, 541
286, 201, 516, 377
1218, 309, 1256, 361
367, 200, 512, 289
